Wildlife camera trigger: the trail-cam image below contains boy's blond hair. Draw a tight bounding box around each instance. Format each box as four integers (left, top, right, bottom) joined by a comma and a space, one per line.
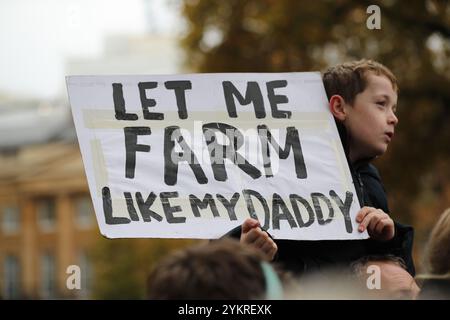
322, 59, 398, 105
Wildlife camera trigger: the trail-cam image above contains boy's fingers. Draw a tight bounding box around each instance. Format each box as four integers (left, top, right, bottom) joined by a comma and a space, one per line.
253, 234, 268, 248
242, 228, 263, 244
240, 218, 277, 259
260, 241, 272, 253
375, 217, 394, 236
242, 218, 260, 234
356, 207, 374, 223
268, 245, 278, 259
261, 241, 278, 259
368, 209, 392, 234
368, 213, 382, 232
358, 211, 378, 232
261, 243, 275, 259
374, 218, 388, 235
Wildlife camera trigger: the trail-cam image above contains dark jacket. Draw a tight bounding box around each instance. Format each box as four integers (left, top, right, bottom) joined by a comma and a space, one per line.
224, 121, 415, 276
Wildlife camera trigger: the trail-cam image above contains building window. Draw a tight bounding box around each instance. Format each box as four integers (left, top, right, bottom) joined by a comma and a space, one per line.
3, 255, 21, 299
78, 251, 92, 298
74, 196, 94, 229
1, 205, 20, 234
40, 252, 56, 299
37, 199, 56, 232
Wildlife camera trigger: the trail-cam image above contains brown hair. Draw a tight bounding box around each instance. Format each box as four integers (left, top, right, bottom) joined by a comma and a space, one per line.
322, 59, 398, 105
425, 208, 450, 275
146, 239, 268, 299
350, 254, 408, 276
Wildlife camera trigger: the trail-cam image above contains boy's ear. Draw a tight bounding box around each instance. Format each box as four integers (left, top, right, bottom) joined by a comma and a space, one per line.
329, 95, 347, 121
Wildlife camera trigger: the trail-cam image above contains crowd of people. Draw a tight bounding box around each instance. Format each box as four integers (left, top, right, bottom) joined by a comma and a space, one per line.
147, 208, 449, 300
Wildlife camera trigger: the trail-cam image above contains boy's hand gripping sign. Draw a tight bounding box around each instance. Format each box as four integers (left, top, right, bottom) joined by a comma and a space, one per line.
66, 73, 367, 240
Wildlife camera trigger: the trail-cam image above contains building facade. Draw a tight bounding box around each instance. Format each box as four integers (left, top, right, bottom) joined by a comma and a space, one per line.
0, 142, 100, 299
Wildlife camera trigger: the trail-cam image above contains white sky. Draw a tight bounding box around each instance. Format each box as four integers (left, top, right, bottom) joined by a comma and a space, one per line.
0, 0, 181, 99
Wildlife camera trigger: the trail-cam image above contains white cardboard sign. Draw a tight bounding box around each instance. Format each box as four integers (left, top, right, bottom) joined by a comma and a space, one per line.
66, 73, 367, 240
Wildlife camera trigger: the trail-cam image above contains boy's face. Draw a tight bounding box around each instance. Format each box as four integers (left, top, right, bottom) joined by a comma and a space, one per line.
343, 73, 398, 162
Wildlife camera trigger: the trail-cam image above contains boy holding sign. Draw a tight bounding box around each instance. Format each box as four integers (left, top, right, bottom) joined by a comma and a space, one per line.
234, 60, 415, 276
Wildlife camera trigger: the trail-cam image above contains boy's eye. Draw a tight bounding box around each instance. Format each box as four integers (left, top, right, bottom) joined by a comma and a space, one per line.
376, 101, 386, 106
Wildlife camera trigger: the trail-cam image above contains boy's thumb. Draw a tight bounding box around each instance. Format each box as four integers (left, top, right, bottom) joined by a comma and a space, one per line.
241, 218, 260, 234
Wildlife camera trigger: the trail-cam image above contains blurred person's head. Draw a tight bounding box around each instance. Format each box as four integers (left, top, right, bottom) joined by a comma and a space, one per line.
351, 255, 420, 300
416, 208, 450, 299
146, 238, 283, 299
424, 208, 450, 276
283, 266, 367, 300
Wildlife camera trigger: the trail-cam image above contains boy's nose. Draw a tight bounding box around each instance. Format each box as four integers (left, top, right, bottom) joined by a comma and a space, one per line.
388, 111, 398, 126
